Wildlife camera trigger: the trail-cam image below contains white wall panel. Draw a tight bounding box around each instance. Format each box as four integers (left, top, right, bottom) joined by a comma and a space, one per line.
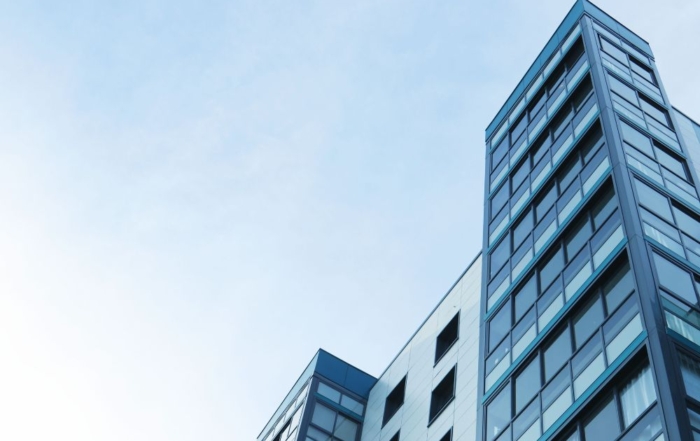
360, 255, 482, 441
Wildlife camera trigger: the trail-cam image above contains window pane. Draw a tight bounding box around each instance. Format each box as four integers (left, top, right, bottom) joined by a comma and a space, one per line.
620, 366, 656, 427
655, 146, 687, 179
592, 187, 617, 229
515, 276, 538, 321
513, 159, 531, 191
515, 357, 541, 412
653, 253, 697, 305
514, 211, 534, 248
490, 302, 511, 352
492, 184, 510, 220
540, 248, 564, 291
584, 397, 621, 441
673, 207, 700, 237
318, 383, 341, 403
491, 238, 511, 278
544, 327, 572, 381
640, 96, 670, 126
340, 395, 364, 415
312, 404, 336, 432
565, 217, 592, 261
601, 38, 627, 65
487, 386, 511, 441
333, 415, 358, 441
620, 121, 654, 157
536, 184, 558, 222
308, 427, 332, 441
680, 352, 700, 401
630, 58, 655, 83
573, 295, 604, 348
635, 179, 673, 222
609, 75, 638, 105
604, 262, 634, 313
559, 154, 582, 191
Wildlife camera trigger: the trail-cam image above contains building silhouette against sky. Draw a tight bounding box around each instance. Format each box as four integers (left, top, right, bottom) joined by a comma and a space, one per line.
257, 1, 700, 441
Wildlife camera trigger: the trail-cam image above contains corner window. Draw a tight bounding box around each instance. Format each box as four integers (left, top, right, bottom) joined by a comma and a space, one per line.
383, 377, 406, 426
436, 313, 460, 363
429, 366, 456, 423
310, 404, 359, 441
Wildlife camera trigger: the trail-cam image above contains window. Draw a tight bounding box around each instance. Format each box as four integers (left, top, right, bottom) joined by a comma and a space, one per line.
310, 404, 359, 441
436, 313, 460, 363
485, 125, 610, 311
653, 252, 697, 305
544, 327, 572, 381
679, 352, 700, 402
560, 364, 659, 441
486, 385, 511, 441
388, 431, 399, 441
483, 260, 645, 438
429, 366, 456, 423
515, 356, 540, 412
439, 429, 452, 441
584, 397, 620, 441
484, 205, 628, 391
317, 382, 365, 416
383, 377, 406, 426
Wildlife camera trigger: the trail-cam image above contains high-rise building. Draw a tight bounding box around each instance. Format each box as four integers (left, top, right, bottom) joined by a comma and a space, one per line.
258, 2, 700, 441
480, 1, 700, 440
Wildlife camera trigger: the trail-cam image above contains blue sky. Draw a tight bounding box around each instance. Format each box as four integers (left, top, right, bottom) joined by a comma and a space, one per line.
0, 1, 698, 440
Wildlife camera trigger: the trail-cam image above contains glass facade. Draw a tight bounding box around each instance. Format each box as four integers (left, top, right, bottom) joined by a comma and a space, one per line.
481, 2, 700, 441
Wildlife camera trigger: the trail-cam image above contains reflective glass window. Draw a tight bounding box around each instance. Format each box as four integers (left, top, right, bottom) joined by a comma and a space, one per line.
540, 248, 564, 290
515, 357, 541, 412
609, 75, 638, 105
487, 386, 511, 441
635, 179, 673, 222
565, 217, 592, 260
490, 303, 511, 352
536, 184, 557, 222
603, 262, 634, 313
312, 404, 336, 432
680, 352, 700, 402
620, 121, 654, 157
600, 38, 627, 65
653, 253, 697, 305
620, 366, 656, 426
584, 397, 621, 441
544, 328, 572, 381
334, 415, 357, 441
573, 295, 604, 347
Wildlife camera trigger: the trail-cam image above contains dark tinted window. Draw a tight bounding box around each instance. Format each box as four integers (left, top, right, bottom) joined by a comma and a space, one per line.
430, 367, 456, 423
436, 314, 460, 362
383, 377, 406, 425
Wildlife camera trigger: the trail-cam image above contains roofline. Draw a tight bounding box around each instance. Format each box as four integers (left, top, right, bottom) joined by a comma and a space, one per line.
370, 251, 483, 385
485, 0, 652, 141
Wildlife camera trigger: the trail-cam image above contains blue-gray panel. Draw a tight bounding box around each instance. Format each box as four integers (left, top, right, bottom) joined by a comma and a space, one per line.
315, 349, 377, 398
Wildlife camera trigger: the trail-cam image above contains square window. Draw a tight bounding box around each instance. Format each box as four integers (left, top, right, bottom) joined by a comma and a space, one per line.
436, 313, 460, 363
429, 366, 456, 423
584, 397, 621, 441
383, 377, 406, 426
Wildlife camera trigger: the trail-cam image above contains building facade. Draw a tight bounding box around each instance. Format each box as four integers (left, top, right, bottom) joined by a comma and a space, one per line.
481, 1, 700, 441
259, 2, 700, 441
